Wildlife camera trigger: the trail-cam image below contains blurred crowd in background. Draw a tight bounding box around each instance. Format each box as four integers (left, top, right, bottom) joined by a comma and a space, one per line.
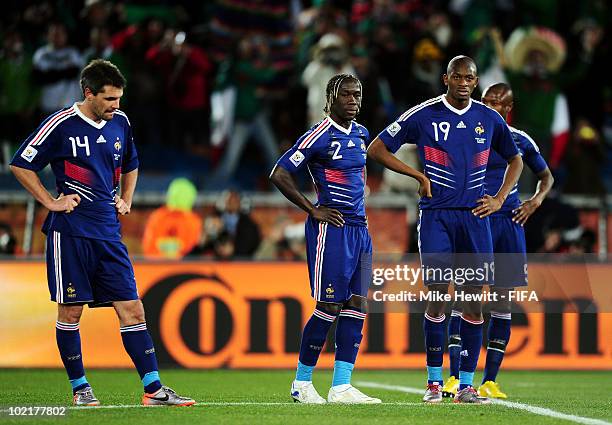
0, 0, 610, 259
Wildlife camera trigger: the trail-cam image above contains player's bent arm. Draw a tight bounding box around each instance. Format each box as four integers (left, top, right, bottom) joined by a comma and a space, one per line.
367, 138, 431, 196
269, 165, 344, 227
512, 167, 554, 225
494, 154, 523, 204
531, 167, 554, 205
473, 154, 522, 218
367, 138, 427, 182
119, 169, 138, 208
9, 165, 80, 212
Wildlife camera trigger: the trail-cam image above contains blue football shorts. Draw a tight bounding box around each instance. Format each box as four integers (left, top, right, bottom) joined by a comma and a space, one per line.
490, 213, 528, 288
418, 208, 494, 286
46, 231, 139, 307
305, 216, 372, 303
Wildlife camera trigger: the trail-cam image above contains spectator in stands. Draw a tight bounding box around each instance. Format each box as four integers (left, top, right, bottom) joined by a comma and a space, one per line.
146, 29, 213, 151
217, 190, 261, 257
0, 28, 40, 145
302, 33, 355, 126
212, 37, 279, 184
111, 18, 165, 146
32, 22, 84, 115
408, 38, 444, 104
255, 216, 306, 261
563, 119, 606, 195
142, 178, 202, 259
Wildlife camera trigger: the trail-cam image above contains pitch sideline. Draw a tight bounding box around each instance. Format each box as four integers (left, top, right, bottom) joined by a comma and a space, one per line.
355, 381, 612, 425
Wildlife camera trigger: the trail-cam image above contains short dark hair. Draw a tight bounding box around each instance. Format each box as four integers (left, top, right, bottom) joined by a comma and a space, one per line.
324, 73, 361, 115
80, 59, 126, 95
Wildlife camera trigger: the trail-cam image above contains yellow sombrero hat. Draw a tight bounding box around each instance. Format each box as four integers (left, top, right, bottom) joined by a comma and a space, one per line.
505, 26, 567, 73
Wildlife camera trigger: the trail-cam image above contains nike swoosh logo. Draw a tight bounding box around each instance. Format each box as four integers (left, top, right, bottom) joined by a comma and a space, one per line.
149, 393, 169, 401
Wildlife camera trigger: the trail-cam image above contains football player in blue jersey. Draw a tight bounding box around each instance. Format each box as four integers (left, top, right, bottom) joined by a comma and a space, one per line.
270, 74, 381, 404
442, 82, 553, 399
10, 59, 194, 407
368, 56, 523, 403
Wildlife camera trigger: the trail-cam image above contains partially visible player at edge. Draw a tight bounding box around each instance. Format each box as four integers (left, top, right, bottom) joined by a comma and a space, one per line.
10, 59, 194, 407
270, 74, 381, 404
368, 56, 523, 403
442, 82, 553, 399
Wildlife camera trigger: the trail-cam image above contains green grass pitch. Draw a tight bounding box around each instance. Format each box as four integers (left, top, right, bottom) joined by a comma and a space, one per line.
0, 369, 610, 425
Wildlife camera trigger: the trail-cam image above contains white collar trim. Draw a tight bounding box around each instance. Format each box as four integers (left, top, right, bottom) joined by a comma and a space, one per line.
328, 116, 352, 135
74, 102, 108, 129
441, 96, 472, 115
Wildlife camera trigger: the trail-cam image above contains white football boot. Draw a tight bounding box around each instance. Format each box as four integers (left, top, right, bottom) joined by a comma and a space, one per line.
290, 380, 326, 404
327, 384, 382, 404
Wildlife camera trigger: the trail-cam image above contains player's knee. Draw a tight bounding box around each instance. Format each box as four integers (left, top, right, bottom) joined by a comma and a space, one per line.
490, 288, 512, 314
344, 295, 367, 313
114, 299, 146, 325
315, 301, 342, 317
58, 304, 84, 323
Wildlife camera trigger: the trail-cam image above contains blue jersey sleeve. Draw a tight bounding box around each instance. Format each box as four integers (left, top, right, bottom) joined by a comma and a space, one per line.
491, 115, 519, 161
275, 124, 329, 174
518, 132, 548, 175
121, 120, 139, 173
376, 116, 419, 153
10, 116, 61, 172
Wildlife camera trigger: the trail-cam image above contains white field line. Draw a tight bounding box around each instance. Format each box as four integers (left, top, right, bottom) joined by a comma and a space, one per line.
0, 401, 424, 411
355, 381, 612, 425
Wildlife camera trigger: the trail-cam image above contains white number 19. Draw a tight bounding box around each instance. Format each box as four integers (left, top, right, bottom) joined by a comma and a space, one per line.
431, 122, 450, 142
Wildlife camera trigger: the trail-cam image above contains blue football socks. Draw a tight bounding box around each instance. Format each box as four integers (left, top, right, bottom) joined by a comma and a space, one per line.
296, 308, 337, 381
482, 312, 511, 383
56, 321, 89, 393
332, 307, 366, 387
424, 313, 446, 385
458, 317, 483, 390
120, 322, 162, 394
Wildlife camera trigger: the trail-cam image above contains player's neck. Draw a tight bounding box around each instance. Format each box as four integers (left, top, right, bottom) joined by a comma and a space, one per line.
444, 94, 470, 111
76, 101, 103, 123
329, 113, 351, 129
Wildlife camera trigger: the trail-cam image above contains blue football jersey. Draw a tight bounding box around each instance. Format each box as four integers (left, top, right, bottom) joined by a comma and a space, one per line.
377, 95, 519, 209
11, 104, 138, 241
275, 117, 369, 226
486, 125, 548, 216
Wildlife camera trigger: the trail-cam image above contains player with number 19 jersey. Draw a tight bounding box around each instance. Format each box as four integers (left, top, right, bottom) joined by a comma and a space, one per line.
377, 95, 519, 284
10, 103, 138, 241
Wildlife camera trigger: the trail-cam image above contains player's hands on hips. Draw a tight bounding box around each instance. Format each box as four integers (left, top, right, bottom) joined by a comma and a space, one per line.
512, 198, 541, 226
472, 195, 502, 218
418, 175, 432, 198
49, 193, 80, 213
114, 195, 131, 215
310, 206, 344, 227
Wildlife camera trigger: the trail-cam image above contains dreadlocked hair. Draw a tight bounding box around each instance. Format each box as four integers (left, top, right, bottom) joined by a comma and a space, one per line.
323, 74, 361, 115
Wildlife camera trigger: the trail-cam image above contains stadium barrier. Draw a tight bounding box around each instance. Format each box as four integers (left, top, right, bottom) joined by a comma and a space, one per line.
0, 261, 610, 369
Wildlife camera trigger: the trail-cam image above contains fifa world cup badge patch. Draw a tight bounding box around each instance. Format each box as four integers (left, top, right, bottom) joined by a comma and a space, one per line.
290, 150, 305, 167
20, 146, 38, 162
387, 122, 401, 137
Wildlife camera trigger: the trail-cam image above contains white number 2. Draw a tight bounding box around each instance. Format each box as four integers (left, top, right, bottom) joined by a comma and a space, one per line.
331, 141, 343, 160
70, 136, 90, 157
431, 122, 450, 142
